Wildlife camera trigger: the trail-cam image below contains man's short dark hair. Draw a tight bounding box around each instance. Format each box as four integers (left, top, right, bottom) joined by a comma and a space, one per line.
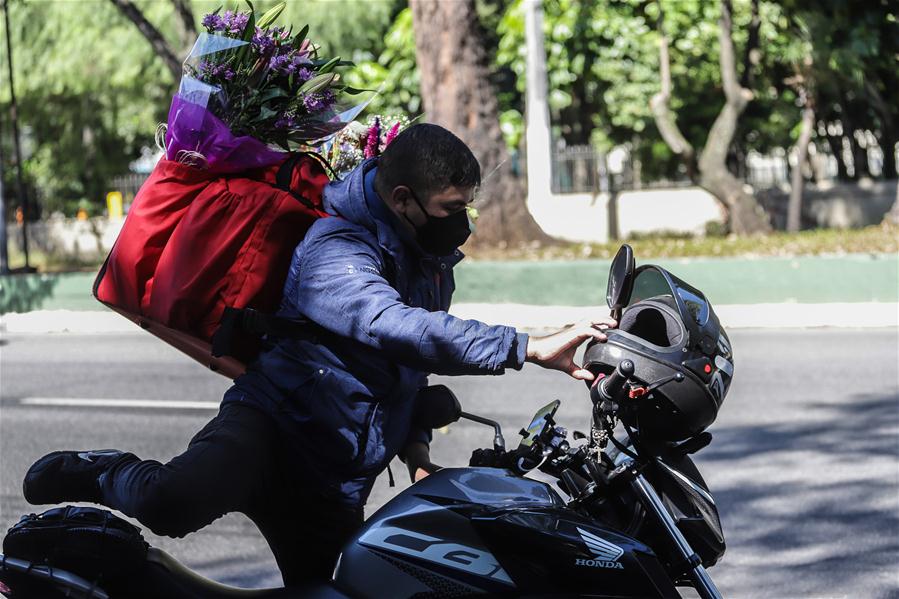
375, 123, 481, 198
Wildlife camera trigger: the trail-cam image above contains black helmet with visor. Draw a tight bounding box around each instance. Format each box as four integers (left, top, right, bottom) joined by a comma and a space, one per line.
585, 253, 734, 441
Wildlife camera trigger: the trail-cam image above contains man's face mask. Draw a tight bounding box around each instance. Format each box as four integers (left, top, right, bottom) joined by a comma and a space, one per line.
404, 188, 472, 256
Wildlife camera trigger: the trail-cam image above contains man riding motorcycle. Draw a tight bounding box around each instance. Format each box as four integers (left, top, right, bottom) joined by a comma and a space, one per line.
22, 124, 615, 586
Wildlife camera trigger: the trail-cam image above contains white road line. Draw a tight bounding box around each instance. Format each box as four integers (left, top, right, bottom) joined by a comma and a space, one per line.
19, 398, 220, 410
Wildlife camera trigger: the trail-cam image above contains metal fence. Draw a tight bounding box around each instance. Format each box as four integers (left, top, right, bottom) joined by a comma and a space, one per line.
550, 144, 845, 194
109, 173, 150, 209
551, 145, 695, 194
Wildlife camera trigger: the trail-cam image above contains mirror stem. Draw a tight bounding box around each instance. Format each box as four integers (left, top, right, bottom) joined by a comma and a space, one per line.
460, 411, 506, 451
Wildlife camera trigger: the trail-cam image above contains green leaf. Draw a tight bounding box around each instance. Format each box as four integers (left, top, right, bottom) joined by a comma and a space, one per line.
340, 85, 374, 95
292, 25, 310, 50
259, 87, 288, 102
256, 2, 286, 30
251, 105, 278, 123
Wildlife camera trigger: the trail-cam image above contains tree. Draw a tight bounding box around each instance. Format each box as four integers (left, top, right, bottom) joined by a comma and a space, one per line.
409, 0, 549, 246
650, 0, 771, 233
108, 0, 185, 81
1, 0, 174, 216
344, 8, 421, 117
697, 0, 772, 233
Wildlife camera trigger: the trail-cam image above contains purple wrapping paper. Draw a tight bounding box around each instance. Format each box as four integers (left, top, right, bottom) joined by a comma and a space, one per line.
164, 95, 287, 173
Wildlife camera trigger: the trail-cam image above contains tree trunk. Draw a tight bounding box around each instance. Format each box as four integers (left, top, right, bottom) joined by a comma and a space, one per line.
881, 132, 897, 180
109, 0, 182, 82
787, 97, 815, 232
853, 132, 871, 178
409, 0, 551, 247
697, 0, 771, 234
649, 7, 696, 180
170, 0, 197, 54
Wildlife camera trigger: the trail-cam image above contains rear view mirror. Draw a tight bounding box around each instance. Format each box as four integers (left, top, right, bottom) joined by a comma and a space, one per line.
413, 385, 462, 430
607, 244, 635, 320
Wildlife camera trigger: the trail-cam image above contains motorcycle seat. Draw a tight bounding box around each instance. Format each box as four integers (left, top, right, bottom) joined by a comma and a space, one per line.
145, 548, 348, 598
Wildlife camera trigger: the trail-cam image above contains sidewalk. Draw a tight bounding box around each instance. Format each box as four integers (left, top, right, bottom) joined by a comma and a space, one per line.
2, 302, 896, 334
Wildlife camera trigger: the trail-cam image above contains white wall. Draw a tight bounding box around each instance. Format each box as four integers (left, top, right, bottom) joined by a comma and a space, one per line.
528, 187, 726, 244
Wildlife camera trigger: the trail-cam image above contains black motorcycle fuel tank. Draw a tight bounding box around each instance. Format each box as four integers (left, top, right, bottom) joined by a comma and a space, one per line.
333, 468, 679, 598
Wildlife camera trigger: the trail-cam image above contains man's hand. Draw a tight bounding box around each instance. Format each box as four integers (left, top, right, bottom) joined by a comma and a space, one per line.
525, 317, 617, 382
402, 441, 442, 483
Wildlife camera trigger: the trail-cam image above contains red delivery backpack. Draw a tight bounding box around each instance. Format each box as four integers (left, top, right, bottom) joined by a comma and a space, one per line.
93, 153, 331, 379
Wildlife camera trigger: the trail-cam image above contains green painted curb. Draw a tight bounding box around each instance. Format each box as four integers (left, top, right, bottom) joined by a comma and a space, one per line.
1, 254, 897, 314
453, 254, 899, 306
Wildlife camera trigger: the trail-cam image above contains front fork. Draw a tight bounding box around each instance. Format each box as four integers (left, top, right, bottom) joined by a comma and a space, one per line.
613, 455, 723, 599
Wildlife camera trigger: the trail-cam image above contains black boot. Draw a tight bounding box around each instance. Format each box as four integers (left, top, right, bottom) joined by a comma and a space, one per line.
23, 449, 133, 505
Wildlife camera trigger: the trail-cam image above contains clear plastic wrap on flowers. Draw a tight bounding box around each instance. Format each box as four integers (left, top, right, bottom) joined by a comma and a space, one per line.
164, 4, 368, 174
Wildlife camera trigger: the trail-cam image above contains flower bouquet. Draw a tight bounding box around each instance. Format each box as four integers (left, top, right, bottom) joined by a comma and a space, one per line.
164, 1, 367, 173
322, 114, 412, 176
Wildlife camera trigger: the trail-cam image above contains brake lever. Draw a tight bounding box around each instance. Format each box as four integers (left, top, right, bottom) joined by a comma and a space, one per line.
628, 371, 686, 399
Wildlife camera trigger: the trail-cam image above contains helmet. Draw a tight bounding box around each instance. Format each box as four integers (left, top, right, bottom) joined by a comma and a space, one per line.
584, 265, 734, 441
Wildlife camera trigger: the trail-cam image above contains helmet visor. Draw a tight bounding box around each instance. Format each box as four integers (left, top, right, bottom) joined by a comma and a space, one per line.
628, 266, 718, 353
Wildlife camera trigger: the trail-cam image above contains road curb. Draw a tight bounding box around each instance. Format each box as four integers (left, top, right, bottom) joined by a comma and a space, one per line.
2, 303, 896, 334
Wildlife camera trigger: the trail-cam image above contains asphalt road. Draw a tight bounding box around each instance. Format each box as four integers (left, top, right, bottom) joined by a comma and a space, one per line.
1, 329, 897, 598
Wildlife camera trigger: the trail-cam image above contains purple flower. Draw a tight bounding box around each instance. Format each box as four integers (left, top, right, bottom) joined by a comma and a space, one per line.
275, 114, 299, 129
228, 13, 249, 34
198, 60, 235, 81
201, 10, 249, 34
252, 27, 277, 54
364, 118, 381, 159
287, 56, 312, 75
303, 90, 335, 114
201, 13, 223, 31
269, 50, 313, 75
269, 53, 292, 72
215, 10, 249, 35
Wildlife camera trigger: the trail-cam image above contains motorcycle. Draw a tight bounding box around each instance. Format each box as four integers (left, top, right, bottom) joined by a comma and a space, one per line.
0, 245, 728, 598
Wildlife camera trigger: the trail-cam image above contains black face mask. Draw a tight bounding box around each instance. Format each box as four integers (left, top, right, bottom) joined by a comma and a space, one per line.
404, 189, 472, 256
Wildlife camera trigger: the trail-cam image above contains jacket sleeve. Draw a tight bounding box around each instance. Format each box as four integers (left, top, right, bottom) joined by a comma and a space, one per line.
295, 226, 529, 376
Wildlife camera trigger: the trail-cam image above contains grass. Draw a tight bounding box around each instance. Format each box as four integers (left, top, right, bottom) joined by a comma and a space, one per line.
465, 223, 899, 261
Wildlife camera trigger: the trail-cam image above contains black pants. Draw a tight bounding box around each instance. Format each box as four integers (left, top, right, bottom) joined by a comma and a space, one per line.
97, 402, 363, 586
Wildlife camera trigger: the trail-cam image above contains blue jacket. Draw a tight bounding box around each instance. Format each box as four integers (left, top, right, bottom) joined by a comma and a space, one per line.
225, 158, 528, 506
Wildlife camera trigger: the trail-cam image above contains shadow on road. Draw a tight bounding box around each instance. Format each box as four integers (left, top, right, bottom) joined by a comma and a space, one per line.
704, 391, 899, 596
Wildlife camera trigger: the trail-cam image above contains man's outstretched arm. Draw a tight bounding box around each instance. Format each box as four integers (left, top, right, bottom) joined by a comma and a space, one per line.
296, 226, 615, 380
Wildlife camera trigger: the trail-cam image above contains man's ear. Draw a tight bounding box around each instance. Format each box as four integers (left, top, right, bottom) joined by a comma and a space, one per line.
389, 185, 414, 213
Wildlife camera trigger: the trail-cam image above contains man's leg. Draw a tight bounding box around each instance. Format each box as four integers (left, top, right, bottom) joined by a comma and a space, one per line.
25, 402, 278, 539
246, 477, 364, 586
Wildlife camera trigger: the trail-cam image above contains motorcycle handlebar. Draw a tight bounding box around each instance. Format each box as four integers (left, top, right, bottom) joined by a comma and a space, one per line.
591, 359, 635, 405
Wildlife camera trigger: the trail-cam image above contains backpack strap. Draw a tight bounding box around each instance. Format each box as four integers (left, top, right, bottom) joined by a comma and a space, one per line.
275, 155, 316, 210
274, 152, 338, 209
